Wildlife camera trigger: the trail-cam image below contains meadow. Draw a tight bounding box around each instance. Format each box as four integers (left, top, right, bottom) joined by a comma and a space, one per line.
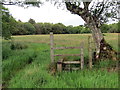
2, 33, 118, 88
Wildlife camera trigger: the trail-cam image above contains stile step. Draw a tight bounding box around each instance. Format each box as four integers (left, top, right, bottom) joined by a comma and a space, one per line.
63, 61, 80, 64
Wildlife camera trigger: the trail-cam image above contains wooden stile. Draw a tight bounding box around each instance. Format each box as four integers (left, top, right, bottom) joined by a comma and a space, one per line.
50, 32, 85, 71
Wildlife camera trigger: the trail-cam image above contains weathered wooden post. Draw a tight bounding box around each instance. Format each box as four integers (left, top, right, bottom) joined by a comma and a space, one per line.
57, 62, 62, 72
81, 42, 84, 70
88, 36, 92, 69
50, 32, 54, 63
57, 58, 63, 72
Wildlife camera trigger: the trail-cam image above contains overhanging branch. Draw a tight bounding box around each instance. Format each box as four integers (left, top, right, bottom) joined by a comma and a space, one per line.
97, 0, 107, 18
65, 2, 85, 15
83, 2, 91, 10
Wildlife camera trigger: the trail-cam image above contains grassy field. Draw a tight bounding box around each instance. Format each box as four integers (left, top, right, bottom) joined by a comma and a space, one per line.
2, 33, 118, 88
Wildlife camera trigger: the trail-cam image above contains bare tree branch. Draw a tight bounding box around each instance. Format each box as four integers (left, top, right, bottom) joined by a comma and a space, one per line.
97, 0, 107, 18
83, 2, 91, 10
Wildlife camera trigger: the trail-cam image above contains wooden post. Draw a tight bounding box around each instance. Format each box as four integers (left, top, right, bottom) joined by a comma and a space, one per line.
88, 36, 92, 69
50, 32, 54, 63
57, 58, 63, 72
81, 42, 84, 70
57, 62, 62, 72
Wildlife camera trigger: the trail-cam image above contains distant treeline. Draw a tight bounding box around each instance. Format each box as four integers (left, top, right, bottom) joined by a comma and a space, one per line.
12, 19, 92, 35
12, 19, 120, 35
2, 5, 120, 40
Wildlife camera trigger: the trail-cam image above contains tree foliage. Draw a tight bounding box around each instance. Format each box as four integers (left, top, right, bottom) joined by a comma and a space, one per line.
24, 22, 36, 34
28, 18, 36, 25
2, 5, 18, 39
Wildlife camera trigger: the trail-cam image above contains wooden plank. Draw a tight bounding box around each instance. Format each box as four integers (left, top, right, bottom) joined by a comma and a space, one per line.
50, 32, 54, 63
54, 54, 81, 57
53, 46, 81, 50
71, 67, 80, 70
63, 61, 80, 64
81, 42, 84, 70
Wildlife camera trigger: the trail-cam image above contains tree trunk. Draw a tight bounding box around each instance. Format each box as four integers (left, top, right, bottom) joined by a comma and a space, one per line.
81, 15, 117, 60
85, 18, 117, 60
83, 16, 103, 49
65, 2, 117, 60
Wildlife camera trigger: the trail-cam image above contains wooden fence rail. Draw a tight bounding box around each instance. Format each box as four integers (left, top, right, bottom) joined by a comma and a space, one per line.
54, 54, 81, 57
53, 46, 83, 50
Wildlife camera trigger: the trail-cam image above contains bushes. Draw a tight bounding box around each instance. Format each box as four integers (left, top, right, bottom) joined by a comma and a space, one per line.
2, 41, 28, 60
10, 42, 28, 50
2, 42, 12, 60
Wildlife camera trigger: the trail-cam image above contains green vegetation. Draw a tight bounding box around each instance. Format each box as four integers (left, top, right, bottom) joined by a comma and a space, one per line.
2, 5, 17, 39
2, 33, 118, 88
1, 3, 118, 89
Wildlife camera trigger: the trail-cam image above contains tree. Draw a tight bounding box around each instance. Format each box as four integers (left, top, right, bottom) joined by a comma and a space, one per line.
100, 24, 109, 33
72, 26, 81, 34
52, 23, 66, 34
81, 27, 91, 34
1, 5, 18, 39
28, 18, 36, 25
117, 21, 120, 33
108, 23, 119, 33
66, 25, 74, 34
2, 0, 119, 60
43, 23, 53, 34
64, 1, 118, 60
24, 22, 36, 35
34, 23, 43, 34
16, 21, 28, 35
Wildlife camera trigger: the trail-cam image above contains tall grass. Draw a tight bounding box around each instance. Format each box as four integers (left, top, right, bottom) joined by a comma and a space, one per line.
2, 42, 37, 87
2, 33, 118, 88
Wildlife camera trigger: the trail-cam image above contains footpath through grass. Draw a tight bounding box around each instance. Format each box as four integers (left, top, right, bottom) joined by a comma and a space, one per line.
2, 33, 118, 88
